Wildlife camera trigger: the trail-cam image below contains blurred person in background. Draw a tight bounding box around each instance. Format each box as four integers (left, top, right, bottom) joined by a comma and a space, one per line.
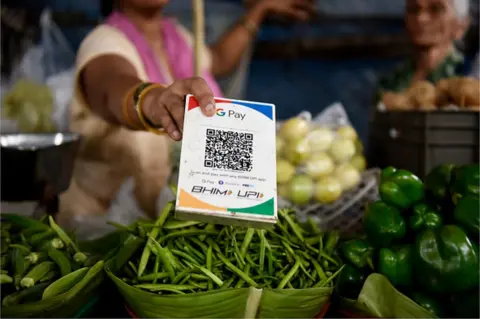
376, 0, 470, 96
58, 0, 314, 226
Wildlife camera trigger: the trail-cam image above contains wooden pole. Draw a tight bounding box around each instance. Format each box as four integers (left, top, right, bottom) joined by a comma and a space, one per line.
192, 0, 205, 77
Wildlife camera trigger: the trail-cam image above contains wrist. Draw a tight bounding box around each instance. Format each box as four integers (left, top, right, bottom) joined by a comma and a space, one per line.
245, 0, 270, 26
141, 85, 165, 127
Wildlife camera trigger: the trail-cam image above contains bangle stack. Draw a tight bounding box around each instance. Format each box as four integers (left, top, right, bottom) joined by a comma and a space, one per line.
122, 82, 167, 135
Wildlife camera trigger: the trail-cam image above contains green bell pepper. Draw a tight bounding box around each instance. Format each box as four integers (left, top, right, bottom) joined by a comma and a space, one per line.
424, 164, 455, 205
334, 264, 367, 300
377, 245, 412, 287
364, 200, 406, 247
339, 239, 374, 270
453, 195, 480, 237
409, 203, 442, 232
414, 224, 479, 294
410, 291, 445, 318
379, 167, 424, 210
450, 164, 480, 205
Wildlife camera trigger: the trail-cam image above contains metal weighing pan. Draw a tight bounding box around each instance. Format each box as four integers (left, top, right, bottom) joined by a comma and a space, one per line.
1, 133, 81, 202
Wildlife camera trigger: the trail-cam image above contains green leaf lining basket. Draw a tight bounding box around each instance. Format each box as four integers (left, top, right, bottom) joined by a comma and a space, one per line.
105, 252, 333, 318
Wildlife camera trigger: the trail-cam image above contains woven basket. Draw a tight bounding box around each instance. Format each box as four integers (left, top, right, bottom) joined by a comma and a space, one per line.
279, 168, 380, 233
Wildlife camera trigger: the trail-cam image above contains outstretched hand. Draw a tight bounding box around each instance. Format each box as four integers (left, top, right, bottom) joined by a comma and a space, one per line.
142, 77, 216, 141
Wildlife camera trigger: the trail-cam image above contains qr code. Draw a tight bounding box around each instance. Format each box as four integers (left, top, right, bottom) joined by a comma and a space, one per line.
204, 129, 253, 172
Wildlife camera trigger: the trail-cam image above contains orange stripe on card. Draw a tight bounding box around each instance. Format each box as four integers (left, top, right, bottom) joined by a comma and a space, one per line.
178, 189, 227, 211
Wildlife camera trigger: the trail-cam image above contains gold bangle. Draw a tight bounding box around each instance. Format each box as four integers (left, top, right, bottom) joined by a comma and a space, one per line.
136, 83, 167, 135
122, 85, 142, 129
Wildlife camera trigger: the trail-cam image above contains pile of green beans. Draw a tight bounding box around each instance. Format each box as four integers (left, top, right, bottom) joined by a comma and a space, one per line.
115, 203, 344, 295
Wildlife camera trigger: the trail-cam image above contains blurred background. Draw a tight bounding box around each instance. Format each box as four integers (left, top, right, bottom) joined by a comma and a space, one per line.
2, 0, 477, 145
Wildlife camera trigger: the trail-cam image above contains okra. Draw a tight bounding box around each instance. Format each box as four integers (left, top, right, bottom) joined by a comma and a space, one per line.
40, 270, 59, 283
48, 248, 72, 276
1, 273, 13, 284
2, 282, 50, 307
20, 261, 56, 288
42, 267, 89, 299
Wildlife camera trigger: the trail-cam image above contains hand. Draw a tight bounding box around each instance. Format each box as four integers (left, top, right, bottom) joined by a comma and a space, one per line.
142, 77, 216, 141
260, 0, 315, 21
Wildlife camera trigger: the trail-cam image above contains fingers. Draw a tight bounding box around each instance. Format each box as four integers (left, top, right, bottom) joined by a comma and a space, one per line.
185, 77, 216, 117
145, 77, 216, 141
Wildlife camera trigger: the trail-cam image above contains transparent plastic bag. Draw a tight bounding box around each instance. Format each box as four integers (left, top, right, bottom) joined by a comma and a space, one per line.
1, 9, 75, 133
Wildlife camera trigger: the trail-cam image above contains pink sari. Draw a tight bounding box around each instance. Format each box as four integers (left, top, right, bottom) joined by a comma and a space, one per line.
105, 11, 223, 97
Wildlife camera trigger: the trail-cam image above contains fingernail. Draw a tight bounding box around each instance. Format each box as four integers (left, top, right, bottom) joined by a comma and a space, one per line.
205, 103, 215, 114
172, 130, 182, 140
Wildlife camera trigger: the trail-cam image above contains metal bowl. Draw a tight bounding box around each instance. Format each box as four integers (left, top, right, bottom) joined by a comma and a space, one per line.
1, 133, 81, 202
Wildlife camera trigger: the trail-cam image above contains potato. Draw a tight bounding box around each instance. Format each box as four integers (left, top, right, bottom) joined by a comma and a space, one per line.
435, 78, 452, 107
382, 91, 412, 110
408, 81, 437, 110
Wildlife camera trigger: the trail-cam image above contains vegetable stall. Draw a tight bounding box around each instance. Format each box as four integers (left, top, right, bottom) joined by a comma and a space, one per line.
0, 163, 478, 318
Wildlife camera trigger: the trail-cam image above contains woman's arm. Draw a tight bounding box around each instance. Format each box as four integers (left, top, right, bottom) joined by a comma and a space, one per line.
80, 54, 215, 140
80, 54, 165, 129
209, 0, 313, 77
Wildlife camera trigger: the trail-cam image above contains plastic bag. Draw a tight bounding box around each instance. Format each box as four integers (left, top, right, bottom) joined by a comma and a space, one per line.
1, 9, 75, 133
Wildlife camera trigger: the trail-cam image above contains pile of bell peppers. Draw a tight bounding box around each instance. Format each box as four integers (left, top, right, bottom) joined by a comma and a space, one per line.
335, 164, 480, 318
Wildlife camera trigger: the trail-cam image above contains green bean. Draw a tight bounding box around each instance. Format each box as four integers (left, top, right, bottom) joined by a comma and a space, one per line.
258, 230, 266, 273
188, 238, 208, 253
138, 272, 169, 282
188, 280, 207, 290
137, 203, 173, 277
191, 274, 209, 281
152, 254, 160, 284
197, 266, 223, 287
216, 252, 257, 287
128, 261, 138, 275
148, 236, 176, 280
199, 224, 216, 241
134, 283, 195, 292
240, 228, 255, 259
279, 210, 304, 242
311, 259, 328, 282
234, 264, 250, 288
320, 252, 339, 266
159, 229, 217, 244
183, 244, 205, 262
171, 249, 201, 266
163, 220, 202, 230
267, 250, 274, 276
313, 265, 345, 288
179, 274, 191, 286
277, 259, 301, 289
220, 277, 234, 289
172, 269, 191, 284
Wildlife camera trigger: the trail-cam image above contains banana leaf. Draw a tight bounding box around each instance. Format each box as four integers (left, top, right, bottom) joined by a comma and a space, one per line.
1, 261, 105, 318
106, 258, 251, 318
337, 274, 436, 318
258, 287, 333, 319
106, 257, 333, 319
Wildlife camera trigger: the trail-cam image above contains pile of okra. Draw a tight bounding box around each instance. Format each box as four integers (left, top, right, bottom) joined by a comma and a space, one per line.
0, 214, 102, 307
116, 204, 344, 294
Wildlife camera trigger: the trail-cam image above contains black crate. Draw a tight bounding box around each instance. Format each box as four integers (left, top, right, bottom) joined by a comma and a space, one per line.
367, 111, 479, 177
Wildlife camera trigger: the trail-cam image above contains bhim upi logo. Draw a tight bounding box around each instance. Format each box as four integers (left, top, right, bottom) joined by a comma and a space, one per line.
216, 108, 226, 116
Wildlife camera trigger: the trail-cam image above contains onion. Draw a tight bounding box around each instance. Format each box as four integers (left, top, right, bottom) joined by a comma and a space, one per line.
304, 152, 335, 179
350, 155, 367, 172
337, 125, 358, 140
279, 117, 309, 142
307, 128, 335, 152
287, 175, 314, 206
314, 176, 342, 204
276, 159, 296, 184
284, 139, 311, 165
334, 163, 361, 191
276, 136, 285, 154
329, 138, 356, 163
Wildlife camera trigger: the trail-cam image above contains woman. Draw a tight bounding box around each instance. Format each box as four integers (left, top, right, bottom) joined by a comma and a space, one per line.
58, 0, 314, 226
376, 0, 470, 96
